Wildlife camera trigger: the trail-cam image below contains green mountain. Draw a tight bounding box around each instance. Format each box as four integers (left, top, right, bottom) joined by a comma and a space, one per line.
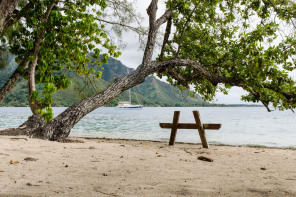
0, 56, 209, 107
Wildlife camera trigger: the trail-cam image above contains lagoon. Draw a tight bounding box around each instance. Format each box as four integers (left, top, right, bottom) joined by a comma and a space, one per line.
0, 107, 295, 148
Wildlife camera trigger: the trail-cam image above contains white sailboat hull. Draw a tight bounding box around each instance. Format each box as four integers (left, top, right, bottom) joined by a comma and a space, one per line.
117, 103, 143, 108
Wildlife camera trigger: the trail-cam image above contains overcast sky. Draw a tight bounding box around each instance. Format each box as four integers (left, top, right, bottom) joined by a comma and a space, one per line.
112, 1, 260, 105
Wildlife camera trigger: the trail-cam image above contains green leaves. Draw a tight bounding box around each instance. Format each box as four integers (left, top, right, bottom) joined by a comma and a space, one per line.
160, 0, 296, 110
7, 0, 121, 121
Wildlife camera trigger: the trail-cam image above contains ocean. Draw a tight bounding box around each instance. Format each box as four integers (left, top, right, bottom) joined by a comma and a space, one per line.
0, 107, 295, 148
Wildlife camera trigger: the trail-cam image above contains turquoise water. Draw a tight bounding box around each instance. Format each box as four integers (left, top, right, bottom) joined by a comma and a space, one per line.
0, 107, 295, 148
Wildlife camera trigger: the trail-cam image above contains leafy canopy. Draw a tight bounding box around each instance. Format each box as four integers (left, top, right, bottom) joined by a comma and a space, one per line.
7, 0, 121, 121
159, 0, 296, 111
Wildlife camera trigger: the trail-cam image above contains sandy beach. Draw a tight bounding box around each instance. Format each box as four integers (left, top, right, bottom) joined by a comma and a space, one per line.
0, 136, 295, 197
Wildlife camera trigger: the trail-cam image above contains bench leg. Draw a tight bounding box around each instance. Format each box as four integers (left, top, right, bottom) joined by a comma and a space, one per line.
193, 111, 209, 148
169, 111, 180, 145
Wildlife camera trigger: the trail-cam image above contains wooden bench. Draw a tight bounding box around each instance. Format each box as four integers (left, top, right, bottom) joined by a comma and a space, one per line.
159, 111, 221, 148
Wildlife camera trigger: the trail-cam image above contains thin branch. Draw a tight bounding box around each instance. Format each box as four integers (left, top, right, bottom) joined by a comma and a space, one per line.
95, 18, 146, 35
176, 6, 198, 57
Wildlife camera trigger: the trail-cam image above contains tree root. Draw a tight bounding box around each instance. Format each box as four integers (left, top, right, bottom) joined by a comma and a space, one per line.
0, 114, 46, 136
0, 126, 29, 136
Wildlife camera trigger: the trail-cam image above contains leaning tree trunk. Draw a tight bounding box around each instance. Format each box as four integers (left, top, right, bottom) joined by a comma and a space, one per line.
30, 66, 151, 141
0, 0, 19, 33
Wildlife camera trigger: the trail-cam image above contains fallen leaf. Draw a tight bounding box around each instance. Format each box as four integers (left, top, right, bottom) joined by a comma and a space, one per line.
10, 160, 19, 164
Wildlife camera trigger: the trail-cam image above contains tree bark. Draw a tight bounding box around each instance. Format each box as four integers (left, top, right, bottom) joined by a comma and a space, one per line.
0, 0, 19, 34
28, 54, 41, 114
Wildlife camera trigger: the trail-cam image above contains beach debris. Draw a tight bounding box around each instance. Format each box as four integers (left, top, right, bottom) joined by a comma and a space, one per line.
60, 138, 84, 143
24, 157, 38, 161
261, 150, 266, 152
0, 153, 9, 156
0, 170, 4, 172
65, 165, 68, 168
156, 152, 159, 154
120, 156, 123, 158
197, 156, 213, 162
89, 146, 95, 149
260, 167, 267, 170
120, 145, 125, 147
102, 173, 108, 176
26, 182, 40, 186
10, 160, 19, 164
184, 149, 193, 155
10, 138, 28, 141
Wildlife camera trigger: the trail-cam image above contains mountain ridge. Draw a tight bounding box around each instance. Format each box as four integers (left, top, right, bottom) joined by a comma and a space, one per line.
0, 56, 209, 107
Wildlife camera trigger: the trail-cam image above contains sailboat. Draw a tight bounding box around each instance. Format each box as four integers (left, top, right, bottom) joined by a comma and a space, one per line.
117, 68, 143, 109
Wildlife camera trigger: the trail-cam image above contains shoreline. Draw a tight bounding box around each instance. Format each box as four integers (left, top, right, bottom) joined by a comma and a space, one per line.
1, 135, 295, 196
0, 128, 295, 149
79, 136, 296, 150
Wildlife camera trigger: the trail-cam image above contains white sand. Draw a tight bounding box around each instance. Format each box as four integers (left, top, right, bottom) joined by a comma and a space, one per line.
0, 136, 295, 196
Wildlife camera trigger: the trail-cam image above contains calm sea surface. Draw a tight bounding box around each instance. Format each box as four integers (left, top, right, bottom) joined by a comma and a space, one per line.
0, 107, 295, 148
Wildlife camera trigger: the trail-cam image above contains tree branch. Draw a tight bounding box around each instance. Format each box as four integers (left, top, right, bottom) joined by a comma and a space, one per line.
176, 6, 197, 57
142, 0, 173, 66
95, 18, 146, 35
159, 16, 172, 61
155, 10, 173, 29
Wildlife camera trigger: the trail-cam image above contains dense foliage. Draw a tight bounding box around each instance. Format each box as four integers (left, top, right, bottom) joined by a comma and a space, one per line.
159, 0, 296, 111
4, 0, 120, 121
